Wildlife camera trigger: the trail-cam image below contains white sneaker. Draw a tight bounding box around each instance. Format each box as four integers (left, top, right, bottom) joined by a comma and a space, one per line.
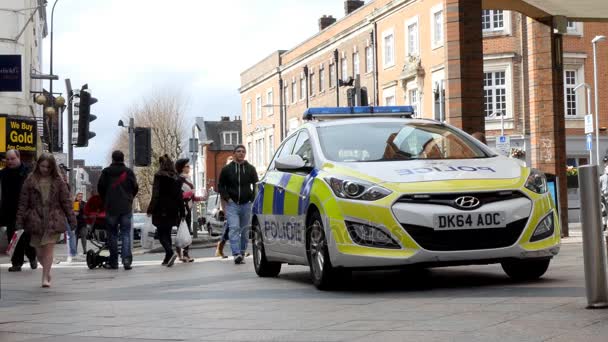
66, 256, 72, 263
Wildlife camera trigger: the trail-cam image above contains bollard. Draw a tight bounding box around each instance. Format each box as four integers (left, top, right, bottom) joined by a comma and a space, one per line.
578, 165, 608, 309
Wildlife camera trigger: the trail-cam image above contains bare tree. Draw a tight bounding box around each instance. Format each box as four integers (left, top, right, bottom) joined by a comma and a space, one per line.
110, 90, 187, 211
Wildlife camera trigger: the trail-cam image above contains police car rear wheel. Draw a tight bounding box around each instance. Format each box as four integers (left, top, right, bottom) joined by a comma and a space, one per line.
307, 212, 343, 290
252, 220, 281, 277
501, 258, 550, 281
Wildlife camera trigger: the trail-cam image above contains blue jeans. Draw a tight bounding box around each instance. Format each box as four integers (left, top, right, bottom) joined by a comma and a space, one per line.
66, 221, 77, 257
106, 213, 133, 265
226, 201, 252, 256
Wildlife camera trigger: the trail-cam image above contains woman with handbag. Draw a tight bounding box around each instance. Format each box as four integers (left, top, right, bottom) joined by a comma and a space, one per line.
147, 155, 185, 267
175, 158, 206, 262
15, 153, 77, 287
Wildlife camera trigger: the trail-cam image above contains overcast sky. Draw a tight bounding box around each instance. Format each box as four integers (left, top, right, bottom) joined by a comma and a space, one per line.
44, 0, 346, 166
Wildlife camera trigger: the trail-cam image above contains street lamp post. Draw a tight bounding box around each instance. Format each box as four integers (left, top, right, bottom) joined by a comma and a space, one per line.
191, 123, 201, 238
49, 0, 59, 152
574, 83, 594, 164
592, 35, 606, 166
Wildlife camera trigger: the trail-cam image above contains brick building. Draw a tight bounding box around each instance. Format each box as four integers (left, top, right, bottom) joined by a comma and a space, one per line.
239, 0, 608, 172
199, 116, 242, 191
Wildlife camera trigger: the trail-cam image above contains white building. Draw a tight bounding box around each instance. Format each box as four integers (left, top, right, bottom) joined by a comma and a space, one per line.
0, 0, 47, 137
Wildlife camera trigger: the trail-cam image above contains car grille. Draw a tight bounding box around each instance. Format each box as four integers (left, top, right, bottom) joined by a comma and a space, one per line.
396, 191, 527, 211
401, 217, 528, 251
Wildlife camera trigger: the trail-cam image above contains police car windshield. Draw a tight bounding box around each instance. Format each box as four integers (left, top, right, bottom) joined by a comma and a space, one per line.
317, 122, 490, 162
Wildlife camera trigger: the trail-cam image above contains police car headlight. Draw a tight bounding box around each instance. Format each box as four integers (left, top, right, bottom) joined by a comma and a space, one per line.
530, 211, 555, 242
524, 169, 548, 194
325, 176, 392, 201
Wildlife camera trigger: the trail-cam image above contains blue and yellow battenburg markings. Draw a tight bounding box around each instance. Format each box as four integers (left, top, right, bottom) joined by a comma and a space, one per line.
253, 169, 320, 217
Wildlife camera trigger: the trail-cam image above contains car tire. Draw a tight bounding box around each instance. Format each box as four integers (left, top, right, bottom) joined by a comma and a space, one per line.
306, 211, 347, 290
501, 258, 550, 281
252, 219, 281, 277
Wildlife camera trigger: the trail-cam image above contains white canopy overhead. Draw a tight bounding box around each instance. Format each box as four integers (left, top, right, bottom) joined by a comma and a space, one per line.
483, 0, 608, 21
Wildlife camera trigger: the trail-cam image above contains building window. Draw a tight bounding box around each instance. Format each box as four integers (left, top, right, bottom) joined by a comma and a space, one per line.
407, 20, 419, 56
268, 134, 274, 160
566, 21, 582, 35
266, 89, 273, 115
300, 77, 305, 100
383, 87, 396, 106
383, 30, 395, 68
431, 6, 443, 49
341, 56, 348, 81
408, 89, 418, 116
223, 131, 239, 145
482, 10, 504, 31
291, 79, 296, 103
353, 52, 360, 76
329, 63, 335, 87
255, 138, 265, 166
248, 142, 253, 157
484, 71, 507, 118
256, 95, 262, 119
310, 71, 315, 96
365, 46, 373, 72
246, 100, 252, 124
319, 65, 325, 92
564, 69, 578, 116
283, 85, 288, 107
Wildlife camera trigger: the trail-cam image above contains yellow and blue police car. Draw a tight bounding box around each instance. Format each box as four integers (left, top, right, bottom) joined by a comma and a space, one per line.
250, 106, 560, 290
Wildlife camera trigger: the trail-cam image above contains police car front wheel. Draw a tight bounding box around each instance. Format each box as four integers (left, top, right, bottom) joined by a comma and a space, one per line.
307, 211, 349, 290
252, 219, 281, 277
501, 258, 550, 281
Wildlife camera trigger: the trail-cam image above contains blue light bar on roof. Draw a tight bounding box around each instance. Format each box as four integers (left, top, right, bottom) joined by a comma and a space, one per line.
303, 106, 415, 120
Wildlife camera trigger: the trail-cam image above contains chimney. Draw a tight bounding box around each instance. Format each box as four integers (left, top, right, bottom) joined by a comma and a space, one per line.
220, 116, 230, 121
344, 0, 364, 15
318, 15, 336, 31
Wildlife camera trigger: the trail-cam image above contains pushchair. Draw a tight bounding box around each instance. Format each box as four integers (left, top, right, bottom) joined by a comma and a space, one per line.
83, 195, 119, 269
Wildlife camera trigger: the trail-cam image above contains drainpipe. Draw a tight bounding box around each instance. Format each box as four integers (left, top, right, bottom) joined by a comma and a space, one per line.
279, 78, 285, 141
304, 65, 309, 108
372, 23, 379, 106
334, 49, 340, 106
520, 14, 529, 165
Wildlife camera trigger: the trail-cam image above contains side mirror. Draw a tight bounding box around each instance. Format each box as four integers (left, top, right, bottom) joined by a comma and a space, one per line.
275, 155, 312, 173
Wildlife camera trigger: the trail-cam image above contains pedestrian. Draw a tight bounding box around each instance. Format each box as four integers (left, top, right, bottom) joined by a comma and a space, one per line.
97, 150, 139, 270
74, 192, 88, 254
147, 155, 185, 267
0, 149, 36, 272
175, 158, 206, 262
215, 156, 233, 258
59, 164, 77, 262
15, 153, 77, 287
218, 145, 258, 264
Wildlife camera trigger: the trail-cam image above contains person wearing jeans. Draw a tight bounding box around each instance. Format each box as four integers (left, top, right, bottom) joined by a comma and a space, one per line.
226, 201, 252, 259
98, 150, 139, 270
105, 213, 132, 268
218, 145, 258, 265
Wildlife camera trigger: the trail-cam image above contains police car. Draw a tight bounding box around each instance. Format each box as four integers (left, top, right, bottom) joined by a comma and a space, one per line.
250, 106, 560, 290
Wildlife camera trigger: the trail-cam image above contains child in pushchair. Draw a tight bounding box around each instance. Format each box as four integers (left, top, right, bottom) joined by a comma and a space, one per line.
83, 195, 124, 269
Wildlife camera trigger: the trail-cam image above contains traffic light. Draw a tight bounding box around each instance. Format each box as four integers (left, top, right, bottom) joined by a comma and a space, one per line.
134, 127, 152, 167
75, 84, 97, 147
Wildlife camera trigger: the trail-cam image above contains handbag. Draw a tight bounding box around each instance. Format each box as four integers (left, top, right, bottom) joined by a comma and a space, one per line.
175, 220, 192, 248
6, 230, 24, 258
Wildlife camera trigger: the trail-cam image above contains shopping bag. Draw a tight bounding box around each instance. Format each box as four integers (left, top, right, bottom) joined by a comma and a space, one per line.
175, 220, 192, 248
6, 230, 24, 258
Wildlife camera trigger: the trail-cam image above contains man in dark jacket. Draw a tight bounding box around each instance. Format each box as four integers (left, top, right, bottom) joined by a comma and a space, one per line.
98, 150, 139, 270
0, 150, 36, 272
218, 145, 258, 264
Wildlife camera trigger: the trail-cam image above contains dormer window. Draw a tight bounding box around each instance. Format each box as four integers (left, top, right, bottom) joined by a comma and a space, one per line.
223, 131, 239, 145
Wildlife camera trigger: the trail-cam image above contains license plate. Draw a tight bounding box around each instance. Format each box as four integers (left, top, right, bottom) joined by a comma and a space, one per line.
433, 212, 505, 230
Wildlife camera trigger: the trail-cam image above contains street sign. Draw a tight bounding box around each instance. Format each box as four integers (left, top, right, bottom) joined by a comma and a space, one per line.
495, 135, 511, 156
585, 114, 594, 134
586, 134, 593, 151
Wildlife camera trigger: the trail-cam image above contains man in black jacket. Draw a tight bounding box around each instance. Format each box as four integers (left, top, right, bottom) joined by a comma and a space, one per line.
98, 150, 139, 270
218, 145, 258, 264
0, 150, 36, 272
